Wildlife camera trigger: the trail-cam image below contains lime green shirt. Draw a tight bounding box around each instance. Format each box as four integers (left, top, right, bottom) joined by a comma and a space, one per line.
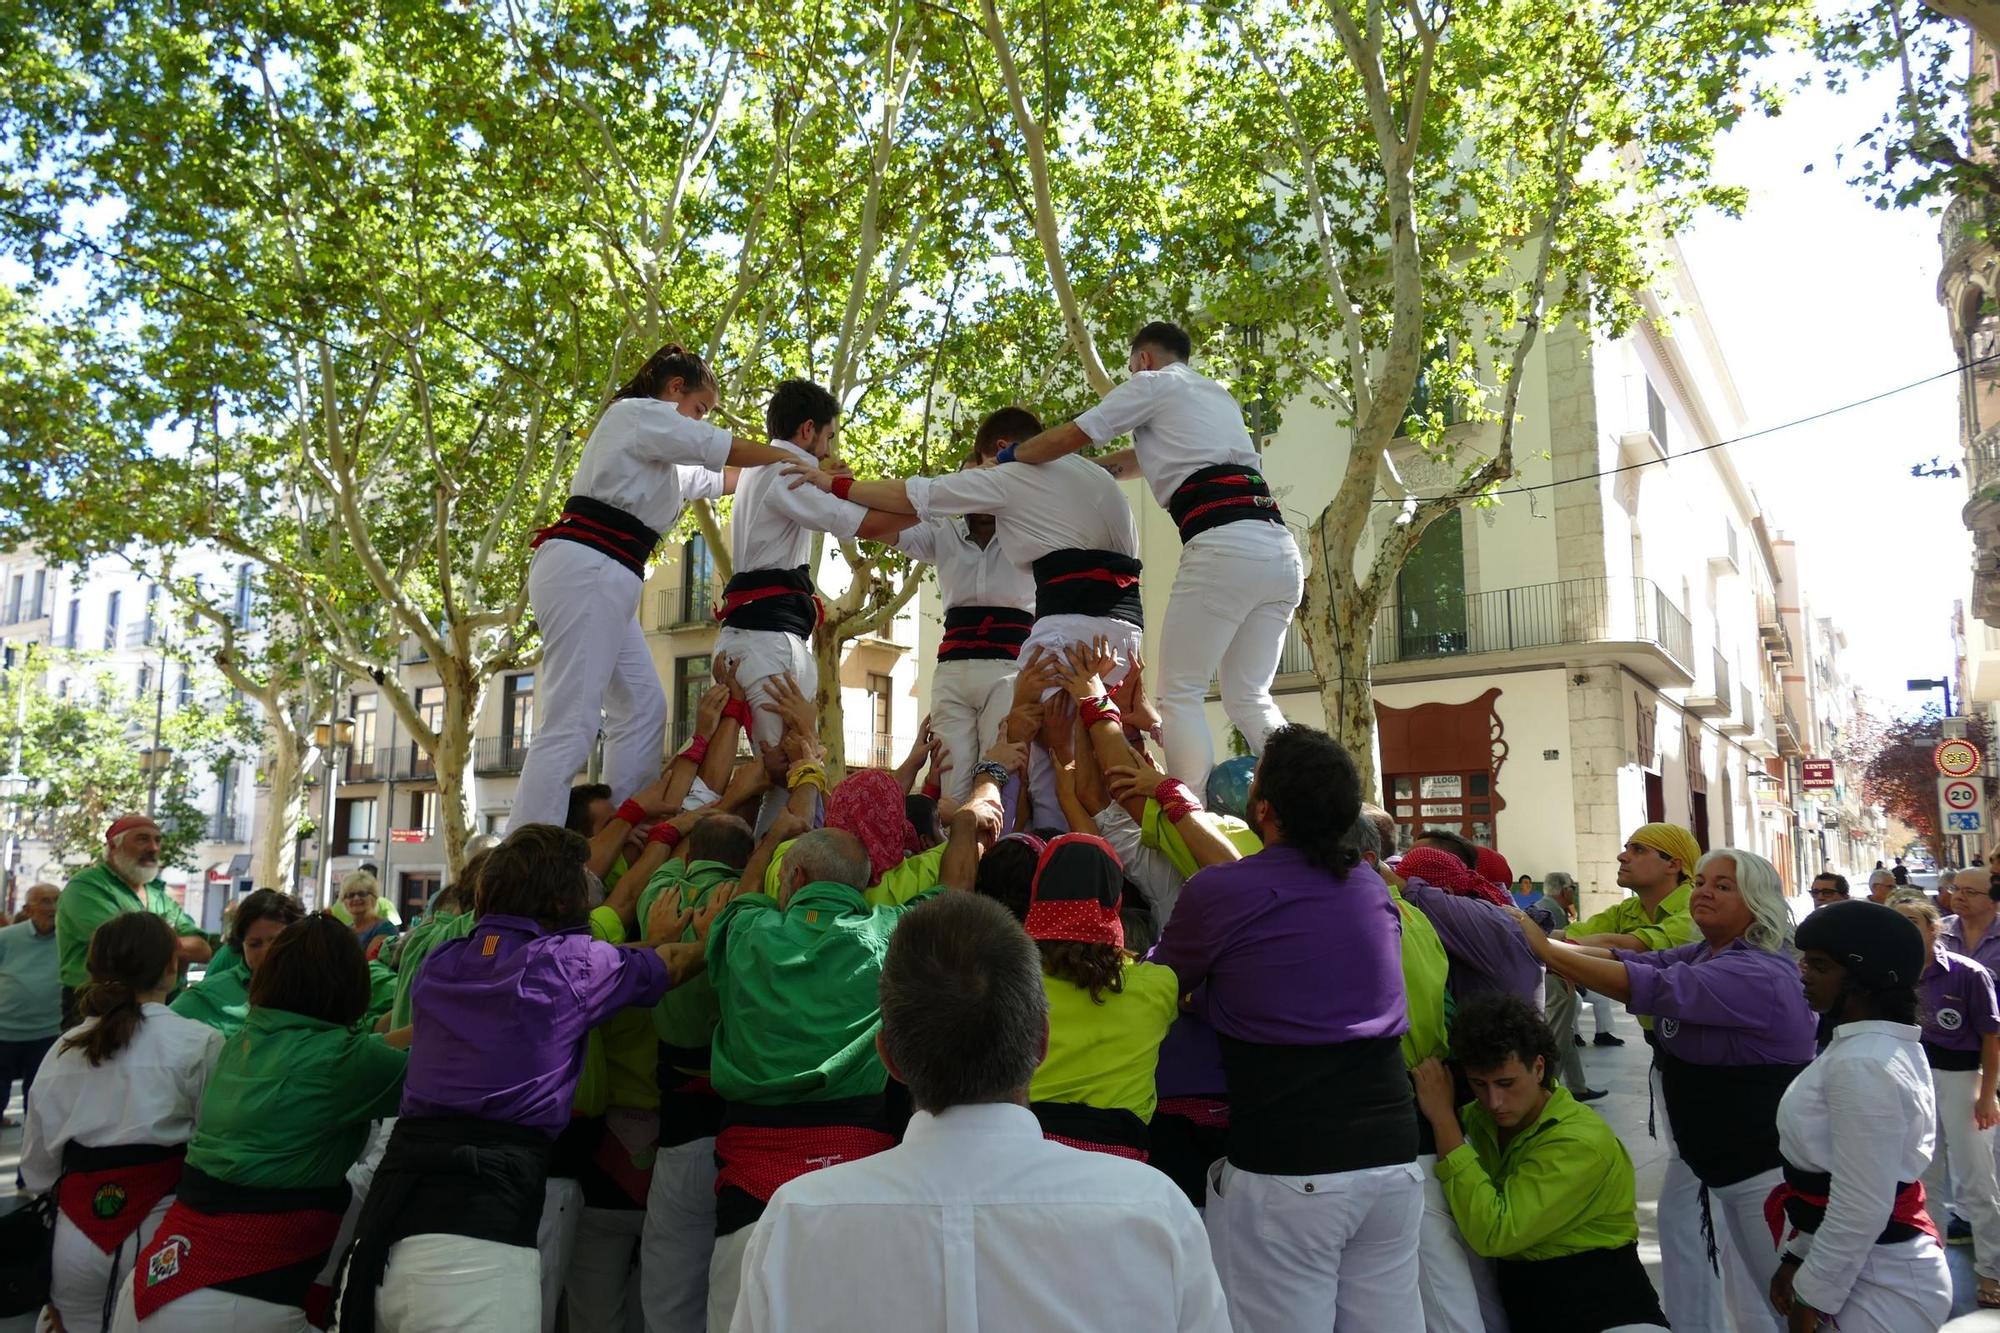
1568, 884, 1695, 953
761, 842, 947, 909
170, 964, 251, 1037
389, 911, 474, 1028
637, 859, 741, 1063
1435, 1085, 1641, 1261
570, 905, 632, 1117
1392, 884, 1451, 1069
1139, 801, 1263, 880
55, 863, 204, 990
1031, 960, 1180, 1121
186, 1007, 407, 1189
707, 881, 939, 1105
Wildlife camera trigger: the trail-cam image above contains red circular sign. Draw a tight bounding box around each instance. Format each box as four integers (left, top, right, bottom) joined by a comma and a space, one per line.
1937, 740, 1982, 778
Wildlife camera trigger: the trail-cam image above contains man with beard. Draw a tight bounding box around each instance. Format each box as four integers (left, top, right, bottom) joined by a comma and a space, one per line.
54, 814, 211, 1025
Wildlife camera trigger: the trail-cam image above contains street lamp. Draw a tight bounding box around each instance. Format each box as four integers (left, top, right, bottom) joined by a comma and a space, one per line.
312, 717, 356, 911
139, 745, 174, 816
1908, 677, 1956, 718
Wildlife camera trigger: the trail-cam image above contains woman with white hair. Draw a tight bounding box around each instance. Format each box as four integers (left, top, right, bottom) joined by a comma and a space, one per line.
1511, 848, 1817, 1333
338, 871, 397, 957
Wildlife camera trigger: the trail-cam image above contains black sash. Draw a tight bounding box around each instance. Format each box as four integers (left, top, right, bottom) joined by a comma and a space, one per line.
335, 1116, 551, 1333
1167, 463, 1283, 544
1217, 1035, 1416, 1175
718, 566, 819, 638
1495, 1243, 1667, 1333
1030, 549, 1144, 626
939, 605, 1034, 663
1029, 1101, 1151, 1153
657, 1041, 723, 1149
1654, 1043, 1805, 1188
1924, 1038, 1983, 1072
532, 495, 661, 578
1778, 1161, 1934, 1245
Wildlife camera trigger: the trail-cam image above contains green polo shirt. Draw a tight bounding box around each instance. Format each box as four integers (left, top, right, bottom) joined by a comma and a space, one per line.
170, 964, 251, 1037
0, 921, 60, 1040
1568, 884, 1695, 953
366, 960, 397, 1026
1393, 884, 1451, 1069
55, 863, 204, 990
638, 858, 741, 1063
1031, 960, 1180, 1120
707, 881, 939, 1106
1435, 1084, 1641, 1261
389, 911, 475, 1028
186, 1006, 408, 1189
760, 843, 947, 909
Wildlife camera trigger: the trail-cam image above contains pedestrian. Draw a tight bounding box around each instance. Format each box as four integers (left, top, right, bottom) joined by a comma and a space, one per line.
1412, 995, 1668, 1333
729, 892, 1230, 1332
1517, 847, 1815, 1333
1869, 868, 1897, 903
995, 321, 1302, 795
507, 344, 797, 832
1808, 873, 1850, 910
21, 912, 223, 1333
338, 872, 397, 958
169, 890, 305, 1038
1534, 872, 1607, 1101
1774, 901, 1953, 1331
0, 881, 60, 1128
55, 815, 212, 1025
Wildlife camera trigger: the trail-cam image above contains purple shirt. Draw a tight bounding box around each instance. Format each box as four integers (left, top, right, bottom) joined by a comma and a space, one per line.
1148, 845, 1408, 1046
1401, 877, 1544, 1007
1921, 947, 2000, 1053
1620, 938, 1817, 1067
402, 914, 672, 1136
1154, 1009, 1228, 1099
1940, 915, 2000, 976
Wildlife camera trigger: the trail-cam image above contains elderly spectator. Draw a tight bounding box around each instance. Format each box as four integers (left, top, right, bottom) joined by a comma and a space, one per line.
0, 882, 60, 1128
731, 891, 1229, 1332
338, 870, 398, 956
55, 815, 211, 1025
1868, 868, 1897, 904
1533, 873, 1606, 1102
1945, 871, 2000, 975
1938, 868, 1960, 918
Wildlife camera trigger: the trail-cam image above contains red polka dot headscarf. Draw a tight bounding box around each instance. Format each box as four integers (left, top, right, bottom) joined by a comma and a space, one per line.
1023, 833, 1126, 949
826, 769, 919, 886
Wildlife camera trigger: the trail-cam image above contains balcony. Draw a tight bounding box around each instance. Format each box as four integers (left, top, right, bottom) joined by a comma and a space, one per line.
1756, 592, 1794, 667
1709, 522, 1741, 577
1368, 576, 1694, 685
1943, 192, 1998, 273
382, 745, 437, 782
1686, 650, 1732, 718
1775, 703, 1805, 757
208, 810, 253, 843
475, 735, 530, 775
344, 755, 379, 784
1722, 683, 1756, 737
654, 587, 712, 631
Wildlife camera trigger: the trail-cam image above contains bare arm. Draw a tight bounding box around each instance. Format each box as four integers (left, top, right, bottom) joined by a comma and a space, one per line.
1091, 446, 1141, 481
1009, 421, 1092, 466
725, 438, 804, 470
720, 466, 741, 496
1513, 907, 1633, 1003
1981, 1034, 2000, 1128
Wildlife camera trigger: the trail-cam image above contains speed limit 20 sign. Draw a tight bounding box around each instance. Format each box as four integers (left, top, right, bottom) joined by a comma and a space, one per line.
1937, 739, 1983, 778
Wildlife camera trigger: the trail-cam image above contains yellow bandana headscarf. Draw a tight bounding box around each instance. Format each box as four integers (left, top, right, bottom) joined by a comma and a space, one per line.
1629, 823, 1701, 885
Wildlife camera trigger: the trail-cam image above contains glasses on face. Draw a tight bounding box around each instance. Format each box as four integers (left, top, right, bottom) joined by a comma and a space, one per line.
343, 894, 372, 905
1810, 889, 1844, 902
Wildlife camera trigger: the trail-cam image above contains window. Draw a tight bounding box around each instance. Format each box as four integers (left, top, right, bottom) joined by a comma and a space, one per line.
141, 584, 159, 646
136, 664, 152, 700
410, 687, 440, 778
63, 599, 79, 649
211, 763, 239, 840
28, 570, 45, 619
1392, 509, 1466, 659
867, 672, 893, 768
673, 655, 711, 747
1386, 771, 1497, 850
5, 575, 21, 624
233, 565, 254, 628
336, 797, 379, 856
502, 673, 535, 758
104, 591, 121, 649
350, 692, 378, 772
176, 668, 192, 709
410, 790, 439, 837
1646, 379, 1669, 448
680, 537, 715, 624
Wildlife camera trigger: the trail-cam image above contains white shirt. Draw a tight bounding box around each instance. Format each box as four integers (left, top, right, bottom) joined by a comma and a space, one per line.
1073, 363, 1262, 507
907, 456, 1139, 570
567, 397, 731, 533
19, 1003, 224, 1192
729, 1102, 1229, 1333
1775, 1019, 1937, 1314
894, 519, 1036, 613
1093, 803, 1186, 929
730, 440, 865, 574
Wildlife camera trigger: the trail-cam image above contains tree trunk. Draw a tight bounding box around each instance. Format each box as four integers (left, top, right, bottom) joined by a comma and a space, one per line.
256, 722, 306, 892
811, 625, 848, 780
434, 659, 481, 875
1298, 529, 1383, 800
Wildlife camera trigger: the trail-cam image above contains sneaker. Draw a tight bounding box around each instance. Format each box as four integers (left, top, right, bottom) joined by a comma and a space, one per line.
1949, 1216, 1974, 1246
1593, 1033, 1626, 1048
1575, 1088, 1609, 1103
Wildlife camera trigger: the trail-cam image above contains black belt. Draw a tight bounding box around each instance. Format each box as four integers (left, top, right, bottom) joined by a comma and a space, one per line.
938, 605, 1033, 662
1654, 1043, 1804, 1188
1030, 549, 1143, 626
1167, 463, 1283, 544
1924, 1038, 1983, 1072
717, 566, 820, 638
531, 494, 661, 578
63, 1141, 185, 1172
1029, 1101, 1150, 1153
1218, 1034, 1416, 1174
1495, 1242, 1667, 1333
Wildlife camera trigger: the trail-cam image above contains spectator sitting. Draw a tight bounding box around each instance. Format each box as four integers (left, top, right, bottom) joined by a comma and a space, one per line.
338, 871, 398, 956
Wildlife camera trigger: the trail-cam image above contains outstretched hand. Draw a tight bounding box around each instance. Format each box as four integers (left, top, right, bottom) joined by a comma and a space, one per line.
1059, 639, 1111, 702
645, 891, 693, 946
1503, 904, 1551, 956
1011, 646, 1062, 709
693, 684, 729, 739
783, 463, 837, 492
764, 672, 817, 738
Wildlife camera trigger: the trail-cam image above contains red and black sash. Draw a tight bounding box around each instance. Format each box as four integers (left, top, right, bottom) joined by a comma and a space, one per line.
713, 1096, 896, 1236
1765, 1160, 1939, 1249
1167, 463, 1283, 544
1030, 549, 1144, 627
132, 1167, 349, 1321
939, 605, 1034, 663
530, 494, 662, 579
1031, 1101, 1151, 1162
716, 566, 823, 640
57, 1141, 185, 1256
658, 1042, 723, 1150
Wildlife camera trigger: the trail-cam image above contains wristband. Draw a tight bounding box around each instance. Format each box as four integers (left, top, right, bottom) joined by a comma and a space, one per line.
921, 779, 941, 800
971, 759, 1012, 790
1154, 778, 1202, 824
788, 761, 828, 793
994, 443, 1019, 465
831, 475, 855, 501
722, 698, 753, 727
648, 822, 684, 849
1077, 694, 1122, 729
678, 735, 710, 766
615, 799, 648, 828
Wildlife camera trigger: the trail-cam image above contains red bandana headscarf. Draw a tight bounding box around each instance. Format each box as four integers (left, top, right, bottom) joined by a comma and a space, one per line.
1475, 846, 1515, 895
1023, 834, 1126, 949
1398, 846, 1512, 908
826, 769, 919, 886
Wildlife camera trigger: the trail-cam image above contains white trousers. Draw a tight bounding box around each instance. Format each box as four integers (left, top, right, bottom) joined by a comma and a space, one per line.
705, 1225, 754, 1333
1023, 614, 1142, 826
712, 626, 815, 834
1416, 1152, 1508, 1333
52, 1196, 172, 1333
638, 1137, 717, 1333
929, 658, 1019, 803
1926, 1064, 2000, 1280
1156, 523, 1302, 794
1204, 1157, 1426, 1333
108, 1278, 305, 1333
564, 1207, 644, 1333
374, 1234, 541, 1333
535, 1177, 583, 1333
1653, 1064, 1729, 1333
511, 542, 662, 830
1801, 1236, 1952, 1332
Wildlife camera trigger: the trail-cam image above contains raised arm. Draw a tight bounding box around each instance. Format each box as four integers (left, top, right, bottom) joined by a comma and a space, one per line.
1510, 906, 1632, 1003
1005, 421, 1091, 466
781, 467, 920, 515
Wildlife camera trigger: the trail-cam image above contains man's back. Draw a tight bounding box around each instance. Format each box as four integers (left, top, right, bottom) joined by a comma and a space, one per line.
729, 1102, 1229, 1332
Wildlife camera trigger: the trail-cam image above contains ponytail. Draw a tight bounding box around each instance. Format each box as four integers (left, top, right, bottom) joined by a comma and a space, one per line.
613, 343, 716, 402
60, 911, 178, 1067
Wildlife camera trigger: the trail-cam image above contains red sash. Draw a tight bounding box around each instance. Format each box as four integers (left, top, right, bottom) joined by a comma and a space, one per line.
712, 1124, 895, 1204
1764, 1176, 1939, 1249
1044, 1133, 1149, 1162
132, 1200, 343, 1320
1154, 1096, 1231, 1129
56, 1151, 185, 1254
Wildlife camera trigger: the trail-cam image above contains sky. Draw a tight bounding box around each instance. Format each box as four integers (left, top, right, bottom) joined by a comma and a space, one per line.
1680, 45, 1967, 714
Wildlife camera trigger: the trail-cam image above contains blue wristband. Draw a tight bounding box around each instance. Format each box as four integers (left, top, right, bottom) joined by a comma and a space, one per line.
995, 443, 1019, 465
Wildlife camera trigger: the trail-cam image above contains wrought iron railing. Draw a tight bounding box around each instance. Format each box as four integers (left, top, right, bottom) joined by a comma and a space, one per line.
474, 735, 531, 775
1369, 576, 1693, 671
